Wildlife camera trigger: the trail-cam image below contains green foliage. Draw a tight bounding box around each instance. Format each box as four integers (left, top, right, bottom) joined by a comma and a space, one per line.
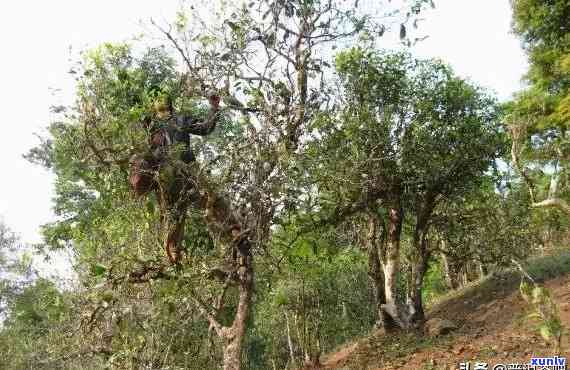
9, 1, 570, 368
248, 236, 376, 369
313, 48, 503, 219
434, 177, 539, 273
421, 258, 448, 305
512, 0, 570, 112
525, 252, 570, 282
4, 279, 66, 332
16, 42, 234, 369
508, 0, 570, 218
308, 48, 506, 320
0, 278, 73, 370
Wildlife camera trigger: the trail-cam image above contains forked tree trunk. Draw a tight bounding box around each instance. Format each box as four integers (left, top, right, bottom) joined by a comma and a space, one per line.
221, 273, 252, 370
191, 189, 254, 370
219, 228, 254, 370
193, 264, 253, 370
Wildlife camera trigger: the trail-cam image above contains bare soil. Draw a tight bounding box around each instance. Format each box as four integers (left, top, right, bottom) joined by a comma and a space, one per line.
310, 272, 570, 370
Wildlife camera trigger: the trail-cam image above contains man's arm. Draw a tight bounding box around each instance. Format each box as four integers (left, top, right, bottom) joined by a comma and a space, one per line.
181, 109, 219, 136
182, 94, 221, 136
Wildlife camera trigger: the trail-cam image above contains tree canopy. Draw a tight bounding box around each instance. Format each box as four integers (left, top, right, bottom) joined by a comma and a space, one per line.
0, 1, 567, 369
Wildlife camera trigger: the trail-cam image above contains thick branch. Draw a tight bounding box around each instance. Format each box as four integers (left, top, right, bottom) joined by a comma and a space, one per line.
531, 198, 570, 215
190, 294, 224, 336
509, 123, 537, 203
126, 265, 172, 284
509, 124, 569, 215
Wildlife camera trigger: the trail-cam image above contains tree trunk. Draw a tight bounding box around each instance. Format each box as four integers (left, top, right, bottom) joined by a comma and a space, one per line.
191, 186, 254, 370
221, 261, 253, 370
409, 231, 429, 325
478, 260, 487, 279
366, 213, 391, 328
441, 250, 456, 290
222, 333, 243, 370
379, 205, 408, 332
460, 261, 469, 287
285, 312, 297, 367
408, 194, 437, 326
383, 207, 402, 305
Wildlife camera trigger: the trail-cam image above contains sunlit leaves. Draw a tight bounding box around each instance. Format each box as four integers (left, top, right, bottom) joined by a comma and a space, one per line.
508, 0, 570, 215
329, 48, 502, 201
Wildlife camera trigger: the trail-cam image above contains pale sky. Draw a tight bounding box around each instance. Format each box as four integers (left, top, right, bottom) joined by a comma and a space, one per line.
0, 0, 527, 247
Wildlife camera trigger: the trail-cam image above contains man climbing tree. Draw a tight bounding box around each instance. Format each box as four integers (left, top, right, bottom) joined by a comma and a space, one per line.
130, 91, 221, 264
27, 0, 431, 367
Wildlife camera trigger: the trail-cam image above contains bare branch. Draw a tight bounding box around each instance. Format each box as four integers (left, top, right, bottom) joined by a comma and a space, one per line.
190, 294, 223, 336
509, 122, 537, 203
151, 18, 206, 94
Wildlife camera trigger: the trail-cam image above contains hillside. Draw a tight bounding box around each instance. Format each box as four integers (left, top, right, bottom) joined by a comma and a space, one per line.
313, 254, 570, 370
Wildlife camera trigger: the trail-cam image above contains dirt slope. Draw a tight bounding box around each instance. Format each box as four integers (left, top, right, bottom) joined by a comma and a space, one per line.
316, 272, 570, 370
